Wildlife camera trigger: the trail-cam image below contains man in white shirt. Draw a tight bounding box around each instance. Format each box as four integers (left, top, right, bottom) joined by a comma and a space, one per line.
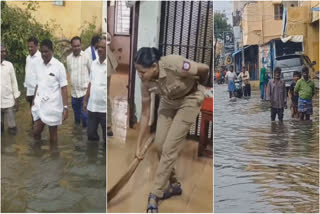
238, 66, 251, 97
67, 36, 91, 127
24, 36, 41, 122
83, 37, 106, 143
32, 39, 68, 148
1, 43, 20, 134
84, 35, 100, 65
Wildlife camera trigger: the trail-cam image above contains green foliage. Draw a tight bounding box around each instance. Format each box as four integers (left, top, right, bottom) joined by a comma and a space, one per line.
1, 1, 59, 93
0, 2, 100, 95
214, 12, 232, 69
79, 17, 102, 50
214, 12, 232, 41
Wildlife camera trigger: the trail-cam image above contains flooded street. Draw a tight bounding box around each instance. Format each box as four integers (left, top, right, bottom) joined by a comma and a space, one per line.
214, 84, 319, 213
1, 99, 106, 212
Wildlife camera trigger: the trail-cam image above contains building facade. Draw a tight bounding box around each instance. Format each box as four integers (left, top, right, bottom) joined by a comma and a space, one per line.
7, 1, 105, 39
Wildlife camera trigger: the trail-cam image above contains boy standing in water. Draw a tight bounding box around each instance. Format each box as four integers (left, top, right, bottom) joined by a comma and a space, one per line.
266, 67, 287, 122
289, 72, 301, 118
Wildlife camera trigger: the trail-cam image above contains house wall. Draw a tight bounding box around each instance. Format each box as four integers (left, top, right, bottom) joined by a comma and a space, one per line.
107, 4, 130, 66
7, 1, 102, 39
134, 1, 161, 121
287, 3, 319, 72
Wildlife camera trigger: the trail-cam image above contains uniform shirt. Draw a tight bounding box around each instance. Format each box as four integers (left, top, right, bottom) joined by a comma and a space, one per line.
32, 57, 68, 126
87, 58, 106, 113
294, 78, 315, 100
238, 70, 250, 86
1, 60, 21, 108
266, 79, 287, 108
24, 50, 41, 96
66, 51, 91, 98
107, 46, 118, 77
85, 46, 99, 65
149, 55, 198, 100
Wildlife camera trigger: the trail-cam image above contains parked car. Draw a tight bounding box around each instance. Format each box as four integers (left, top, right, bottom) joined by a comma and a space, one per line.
275, 54, 316, 88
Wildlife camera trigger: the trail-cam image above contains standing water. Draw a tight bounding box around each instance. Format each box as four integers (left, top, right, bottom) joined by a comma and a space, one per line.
214, 84, 319, 213
1, 99, 106, 212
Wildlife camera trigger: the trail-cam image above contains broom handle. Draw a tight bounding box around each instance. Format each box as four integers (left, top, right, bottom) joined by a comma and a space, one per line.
107, 134, 155, 202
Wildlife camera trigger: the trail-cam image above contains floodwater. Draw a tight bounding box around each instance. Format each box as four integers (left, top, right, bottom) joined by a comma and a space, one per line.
214, 84, 319, 213
1, 98, 106, 212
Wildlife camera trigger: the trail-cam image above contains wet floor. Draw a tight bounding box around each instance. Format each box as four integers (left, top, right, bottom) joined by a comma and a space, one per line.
107, 72, 213, 213
1, 97, 106, 212
214, 84, 319, 213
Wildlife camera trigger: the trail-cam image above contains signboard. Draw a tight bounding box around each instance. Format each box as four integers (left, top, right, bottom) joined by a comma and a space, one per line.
223, 31, 234, 55
225, 55, 233, 65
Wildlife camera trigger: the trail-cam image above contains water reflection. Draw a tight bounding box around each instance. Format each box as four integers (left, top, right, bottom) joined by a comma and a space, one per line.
1, 100, 106, 212
214, 84, 319, 213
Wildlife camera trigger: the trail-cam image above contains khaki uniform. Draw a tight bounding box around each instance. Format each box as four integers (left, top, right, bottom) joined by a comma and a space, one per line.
144, 55, 205, 198
107, 46, 118, 128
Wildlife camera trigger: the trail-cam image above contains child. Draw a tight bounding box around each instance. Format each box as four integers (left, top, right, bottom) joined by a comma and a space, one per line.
289, 71, 301, 118
266, 67, 287, 122
294, 66, 315, 121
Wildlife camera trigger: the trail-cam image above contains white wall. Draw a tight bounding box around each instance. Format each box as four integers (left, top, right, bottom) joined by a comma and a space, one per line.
102, 0, 107, 33
134, 1, 161, 121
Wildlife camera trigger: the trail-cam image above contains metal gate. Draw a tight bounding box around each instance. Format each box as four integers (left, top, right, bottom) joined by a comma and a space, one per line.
159, 1, 213, 85
158, 1, 213, 139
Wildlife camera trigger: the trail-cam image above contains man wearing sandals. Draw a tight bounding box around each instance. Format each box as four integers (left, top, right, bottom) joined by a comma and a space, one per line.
134, 47, 209, 213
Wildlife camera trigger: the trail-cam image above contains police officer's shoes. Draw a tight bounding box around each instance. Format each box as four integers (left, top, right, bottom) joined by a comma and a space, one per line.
161, 182, 182, 200
146, 193, 159, 213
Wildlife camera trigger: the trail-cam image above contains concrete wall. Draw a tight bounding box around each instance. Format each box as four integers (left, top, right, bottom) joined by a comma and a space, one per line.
262, 2, 283, 43
307, 23, 319, 72
242, 2, 262, 46
242, 2, 282, 46
102, 1, 107, 33
134, 1, 161, 121
7, 1, 102, 39
107, 4, 130, 66
287, 3, 319, 72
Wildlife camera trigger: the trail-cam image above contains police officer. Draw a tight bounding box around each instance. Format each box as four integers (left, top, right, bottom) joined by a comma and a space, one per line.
134, 47, 209, 213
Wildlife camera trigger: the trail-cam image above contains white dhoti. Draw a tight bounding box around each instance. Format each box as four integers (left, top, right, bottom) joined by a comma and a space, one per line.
32, 57, 67, 126
32, 90, 63, 126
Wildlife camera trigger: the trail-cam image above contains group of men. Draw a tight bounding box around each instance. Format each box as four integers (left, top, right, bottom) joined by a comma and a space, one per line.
224, 66, 251, 98
222, 64, 315, 122
1, 35, 108, 147
265, 66, 315, 122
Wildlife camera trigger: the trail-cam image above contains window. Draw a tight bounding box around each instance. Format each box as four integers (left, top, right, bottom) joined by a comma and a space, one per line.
115, 1, 131, 35
53, 0, 64, 6
274, 4, 283, 20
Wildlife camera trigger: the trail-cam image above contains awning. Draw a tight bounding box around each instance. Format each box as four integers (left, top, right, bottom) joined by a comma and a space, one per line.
232, 49, 241, 57
281, 35, 303, 43
232, 46, 251, 57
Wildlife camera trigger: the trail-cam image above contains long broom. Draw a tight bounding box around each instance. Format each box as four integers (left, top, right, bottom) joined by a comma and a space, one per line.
107, 134, 155, 202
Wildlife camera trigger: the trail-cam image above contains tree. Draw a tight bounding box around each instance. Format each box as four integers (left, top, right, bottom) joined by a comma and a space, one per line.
1, 1, 60, 91
214, 12, 232, 70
